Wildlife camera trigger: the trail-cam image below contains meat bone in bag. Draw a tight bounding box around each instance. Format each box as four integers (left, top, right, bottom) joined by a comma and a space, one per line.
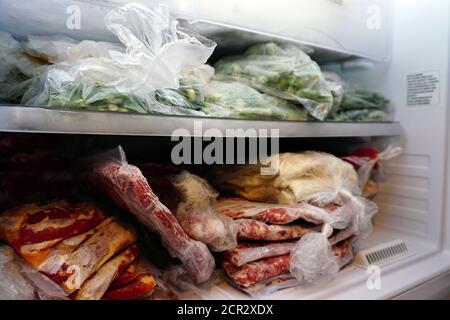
83, 146, 215, 284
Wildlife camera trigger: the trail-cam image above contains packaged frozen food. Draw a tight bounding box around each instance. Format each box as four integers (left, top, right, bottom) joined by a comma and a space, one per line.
217, 197, 351, 225
73, 244, 140, 300
21, 3, 215, 116
0, 200, 107, 267
236, 219, 321, 241
84, 146, 215, 284
214, 42, 333, 120
223, 241, 296, 267
202, 80, 309, 120
0, 245, 36, 300
171, 171, 238, 252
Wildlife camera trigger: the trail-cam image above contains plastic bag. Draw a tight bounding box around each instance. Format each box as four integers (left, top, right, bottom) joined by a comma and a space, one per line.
343, 145, 403, 190
171, 171, 238, 252
214, 42, 333, 120
23, 35, 123, 64
0, 246, 36, 300
217, 197, 352, 226
84, 146, 215, 284
22, 3, 215, 115
224, 241, 296, 267
0, 31, 46, 103
211, 151, 361, 207
289, 195, 375, 286
202, 80, 309, 120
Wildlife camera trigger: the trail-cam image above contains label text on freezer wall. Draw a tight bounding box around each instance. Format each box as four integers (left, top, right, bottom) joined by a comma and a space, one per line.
407, 71, 440, 106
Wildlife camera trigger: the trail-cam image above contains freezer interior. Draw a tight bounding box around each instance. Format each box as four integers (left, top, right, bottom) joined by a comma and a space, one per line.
0, 0, 450, 300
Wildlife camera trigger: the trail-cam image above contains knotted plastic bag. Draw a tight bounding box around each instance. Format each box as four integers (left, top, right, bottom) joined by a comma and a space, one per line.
289, 193, 378, 285
22, 3, 216, 115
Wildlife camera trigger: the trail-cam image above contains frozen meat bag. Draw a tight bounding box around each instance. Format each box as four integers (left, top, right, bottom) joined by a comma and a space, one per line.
171, 171, 238, 252
84, 146, 215, 284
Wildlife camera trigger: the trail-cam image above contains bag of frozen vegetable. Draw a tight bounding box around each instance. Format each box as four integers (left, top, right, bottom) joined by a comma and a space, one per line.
214, 42, 333, 120
202, 80, 309, 120
0, 31, 47, 103
21, 3, 215, 115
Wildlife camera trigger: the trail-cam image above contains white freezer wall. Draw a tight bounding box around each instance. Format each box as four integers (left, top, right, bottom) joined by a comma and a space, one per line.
344, 0, 450, 248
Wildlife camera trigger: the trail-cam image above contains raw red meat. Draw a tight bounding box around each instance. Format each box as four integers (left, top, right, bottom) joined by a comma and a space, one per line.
86, 147, 215, 284
236, 219, 321, 241
222, 255, 291, 288
224, 241, 296, 267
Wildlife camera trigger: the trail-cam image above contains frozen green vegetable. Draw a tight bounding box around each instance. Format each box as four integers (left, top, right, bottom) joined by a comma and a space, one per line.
214, 42, 333, 120
202, 80, 309, 120
329, 109, 390, 122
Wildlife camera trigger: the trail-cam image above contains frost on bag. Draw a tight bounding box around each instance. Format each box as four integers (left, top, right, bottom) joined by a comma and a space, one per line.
22, 3, 215, 115
202, 80, 309, 120
214, 42, 333, 120
0, 246, 36, 300
171, 171, 237, 252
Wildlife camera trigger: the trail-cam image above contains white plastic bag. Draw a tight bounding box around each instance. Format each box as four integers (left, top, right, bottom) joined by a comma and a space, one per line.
172, 171, 238, 252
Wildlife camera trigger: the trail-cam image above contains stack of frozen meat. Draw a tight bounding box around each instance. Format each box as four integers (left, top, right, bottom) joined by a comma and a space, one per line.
211, 151, 379, 294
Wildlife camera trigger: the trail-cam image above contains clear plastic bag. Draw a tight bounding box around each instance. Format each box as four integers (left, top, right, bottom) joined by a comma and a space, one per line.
0, 31, 46, 103
0, 246, 36, 300
171, 171, 238, 252
343, 145, 403, 190
211, 151, 361, 207
214, 42, 333, 120
202, 80, 309, 120
22, 3, 215, 115
84, 146, 215, 284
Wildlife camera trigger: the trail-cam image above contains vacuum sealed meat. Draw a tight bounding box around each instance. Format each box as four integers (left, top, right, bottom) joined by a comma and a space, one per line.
172, 171, 237, 252
223, 254, 290, 288
51, 218, 137, 293
73, 244, 140, 300
0, 200, 107, 267
218, 197, 351, 225
102, 272, 156, 300
236, 219, 321, 241
224, 241, 296, 267
85, 146, 215, 284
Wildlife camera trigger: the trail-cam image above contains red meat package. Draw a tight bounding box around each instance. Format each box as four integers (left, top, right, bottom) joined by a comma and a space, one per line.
83, 146, 215, 284
223, 237, 355, 292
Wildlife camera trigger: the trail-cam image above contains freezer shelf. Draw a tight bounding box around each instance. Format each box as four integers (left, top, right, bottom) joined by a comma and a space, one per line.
0, 105, 401, 137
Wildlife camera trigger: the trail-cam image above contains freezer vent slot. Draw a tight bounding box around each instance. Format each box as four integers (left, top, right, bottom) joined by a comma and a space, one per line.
353, 240, 410, 267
